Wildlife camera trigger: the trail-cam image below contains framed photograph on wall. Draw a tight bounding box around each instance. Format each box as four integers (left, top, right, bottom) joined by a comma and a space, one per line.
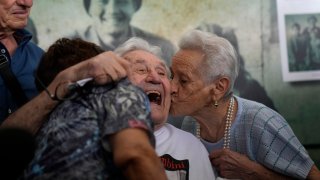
277, 0, 320, 82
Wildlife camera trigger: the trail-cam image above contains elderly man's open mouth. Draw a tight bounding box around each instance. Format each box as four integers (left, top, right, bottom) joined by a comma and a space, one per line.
146, 90, 162, 105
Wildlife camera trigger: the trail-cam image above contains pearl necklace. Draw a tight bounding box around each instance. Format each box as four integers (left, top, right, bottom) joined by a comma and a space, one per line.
196, 96, 235, 149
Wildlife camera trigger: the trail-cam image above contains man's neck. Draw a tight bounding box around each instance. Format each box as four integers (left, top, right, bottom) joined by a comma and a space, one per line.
0, 32, 18, 56
154, 123, 166, 132
0, 26, 16, 39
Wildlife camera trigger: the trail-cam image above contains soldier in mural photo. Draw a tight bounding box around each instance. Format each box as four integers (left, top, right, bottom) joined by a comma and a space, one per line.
304, 15, 320, 70
308, 26, 320, 69
70, 0, 175, 66
287, 22, 310, 71
303, 15, 320, 41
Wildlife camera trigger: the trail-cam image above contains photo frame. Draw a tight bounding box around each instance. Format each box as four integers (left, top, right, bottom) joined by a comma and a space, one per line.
277, 0, 320, 82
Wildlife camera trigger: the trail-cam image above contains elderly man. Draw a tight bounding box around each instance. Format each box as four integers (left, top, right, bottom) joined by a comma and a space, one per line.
0, 0, 44, 122
70, 0, 175, 66
115, 37, 216, 179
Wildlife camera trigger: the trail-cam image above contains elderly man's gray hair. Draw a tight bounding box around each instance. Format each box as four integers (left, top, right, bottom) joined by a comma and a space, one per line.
115, 37, 170, 77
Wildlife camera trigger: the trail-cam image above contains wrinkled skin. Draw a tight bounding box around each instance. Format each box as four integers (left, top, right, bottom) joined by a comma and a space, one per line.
123, 50, 171, 130
0, 0, 32, 35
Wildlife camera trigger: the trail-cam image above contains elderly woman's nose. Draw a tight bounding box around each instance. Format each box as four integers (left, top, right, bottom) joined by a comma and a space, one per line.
170, 80, 178, 94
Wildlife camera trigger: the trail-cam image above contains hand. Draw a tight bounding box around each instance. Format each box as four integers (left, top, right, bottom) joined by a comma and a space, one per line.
75, 51, 130, 84
209, 149, 256, 179
47, 51, 130, 99
209, 149, 290, 180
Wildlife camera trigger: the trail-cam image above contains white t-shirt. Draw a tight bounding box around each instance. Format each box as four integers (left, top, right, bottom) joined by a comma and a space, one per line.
155, 123, 217, 180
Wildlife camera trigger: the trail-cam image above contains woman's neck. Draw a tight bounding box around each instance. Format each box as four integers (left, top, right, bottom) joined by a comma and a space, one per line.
193, 97, 237, 143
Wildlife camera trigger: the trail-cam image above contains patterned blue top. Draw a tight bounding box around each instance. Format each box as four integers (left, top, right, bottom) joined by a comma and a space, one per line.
230, 96, 314, 179
0, 29, 44, 122
23, 79, 154, 179
182, 96, 314, 179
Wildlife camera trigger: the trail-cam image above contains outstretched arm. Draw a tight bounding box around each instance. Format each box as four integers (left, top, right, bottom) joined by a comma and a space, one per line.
1, 51, 129, 134
1, 90, 58, 134
110, 128, 167, 180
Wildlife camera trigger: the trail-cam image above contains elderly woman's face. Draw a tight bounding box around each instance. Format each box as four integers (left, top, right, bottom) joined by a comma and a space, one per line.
170, 49, 212, 116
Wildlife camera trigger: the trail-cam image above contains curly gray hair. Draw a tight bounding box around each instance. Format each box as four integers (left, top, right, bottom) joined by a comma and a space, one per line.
114, 37, 170, 77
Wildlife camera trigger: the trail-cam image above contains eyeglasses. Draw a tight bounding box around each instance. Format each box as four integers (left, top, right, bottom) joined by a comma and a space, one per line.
35, 74, 93, 101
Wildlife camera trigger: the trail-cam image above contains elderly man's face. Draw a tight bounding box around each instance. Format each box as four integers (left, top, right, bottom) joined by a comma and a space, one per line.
0, 0, 33, 32
170, 49, 212, 116
89, 0, 137, 36
123, 50, 171, 130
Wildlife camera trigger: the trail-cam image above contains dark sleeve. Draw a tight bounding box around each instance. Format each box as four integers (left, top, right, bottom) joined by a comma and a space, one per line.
99, 81, 154, 152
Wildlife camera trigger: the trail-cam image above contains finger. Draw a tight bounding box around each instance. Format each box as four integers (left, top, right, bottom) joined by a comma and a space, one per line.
86, 51, 128, 83
105, 66, 118, 81
219, 169, 238, 179
92, 65, 122, 84
93, 74, 112, 85
102, 54, 128, 80
210, 155, 222, 167
209, 149, 223, 159
55, 81, 71, 100
117, 56, 131, 72
209, 154, 216, 162
110, 60, 128, 80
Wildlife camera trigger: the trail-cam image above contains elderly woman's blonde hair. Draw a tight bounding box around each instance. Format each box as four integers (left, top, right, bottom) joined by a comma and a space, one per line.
178, 29, 239, 97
